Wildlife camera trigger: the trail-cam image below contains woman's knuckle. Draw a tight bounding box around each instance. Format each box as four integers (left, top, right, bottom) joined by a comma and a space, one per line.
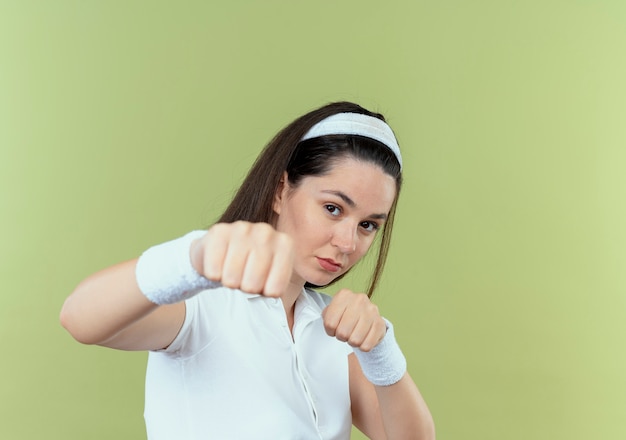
336, 330, 349, 341
348, 335, 362, 347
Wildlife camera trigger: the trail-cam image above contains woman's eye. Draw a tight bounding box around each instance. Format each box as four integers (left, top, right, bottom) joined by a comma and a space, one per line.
360, 221, 379, 232
325, 204, 341, 216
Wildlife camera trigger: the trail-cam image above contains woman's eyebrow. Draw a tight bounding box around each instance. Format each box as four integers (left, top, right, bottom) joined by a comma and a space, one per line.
321, 190, 388, 220
322, 190, 355, 207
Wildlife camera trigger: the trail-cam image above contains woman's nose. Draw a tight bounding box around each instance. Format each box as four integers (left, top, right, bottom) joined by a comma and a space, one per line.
331, 222, 357, 254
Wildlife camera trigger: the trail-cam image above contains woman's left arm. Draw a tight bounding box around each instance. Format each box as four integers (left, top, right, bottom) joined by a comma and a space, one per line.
349, 355, 435, 440
323, 289, 435, 440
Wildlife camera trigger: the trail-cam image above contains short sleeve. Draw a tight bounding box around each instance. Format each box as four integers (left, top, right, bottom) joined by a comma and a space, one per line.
152, 293, 212, 358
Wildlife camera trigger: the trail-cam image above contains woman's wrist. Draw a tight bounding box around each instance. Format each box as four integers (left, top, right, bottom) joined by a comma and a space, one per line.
353, 318, 407, 386
135, 230, 218, 305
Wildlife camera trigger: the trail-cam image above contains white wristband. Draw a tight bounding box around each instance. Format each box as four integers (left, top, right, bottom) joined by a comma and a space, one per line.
135, 230, 218, 305
353, 318, 407, 386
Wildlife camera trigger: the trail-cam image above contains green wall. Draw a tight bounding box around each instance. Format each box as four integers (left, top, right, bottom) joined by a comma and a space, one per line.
2, 1, 625, 439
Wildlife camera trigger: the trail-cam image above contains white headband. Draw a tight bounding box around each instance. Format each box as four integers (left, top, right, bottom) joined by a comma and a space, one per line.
301, 112, 403, 170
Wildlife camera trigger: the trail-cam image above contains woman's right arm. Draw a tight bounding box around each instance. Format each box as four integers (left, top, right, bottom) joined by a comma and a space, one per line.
60, 222, 293, 352
60, 258, 186, 351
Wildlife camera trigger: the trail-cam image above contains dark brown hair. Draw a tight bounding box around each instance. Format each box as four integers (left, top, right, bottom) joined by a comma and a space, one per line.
218, 101, 403, 297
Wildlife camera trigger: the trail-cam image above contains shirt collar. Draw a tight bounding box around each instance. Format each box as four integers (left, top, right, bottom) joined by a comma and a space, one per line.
244, 288, 324, 326
294, 288, 324, 325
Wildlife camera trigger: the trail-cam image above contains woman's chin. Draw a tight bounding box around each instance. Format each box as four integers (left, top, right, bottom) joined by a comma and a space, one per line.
303, 273, 342, 289
296, 263, 347, 289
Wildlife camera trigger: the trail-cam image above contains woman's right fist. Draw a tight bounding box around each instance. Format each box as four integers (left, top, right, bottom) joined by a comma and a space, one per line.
190, 222, 295, 297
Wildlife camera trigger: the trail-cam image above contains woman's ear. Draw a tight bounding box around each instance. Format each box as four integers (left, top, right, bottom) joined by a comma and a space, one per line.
273, 171, 290, 215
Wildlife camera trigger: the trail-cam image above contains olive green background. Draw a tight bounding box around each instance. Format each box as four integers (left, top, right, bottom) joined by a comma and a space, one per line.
2, 1, 625, 439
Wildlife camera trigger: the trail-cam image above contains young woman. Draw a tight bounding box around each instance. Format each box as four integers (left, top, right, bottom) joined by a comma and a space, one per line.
61, 101, 435, 440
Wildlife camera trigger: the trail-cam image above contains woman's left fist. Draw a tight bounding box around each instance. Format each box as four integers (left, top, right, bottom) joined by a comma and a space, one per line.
321, 289, 387, 352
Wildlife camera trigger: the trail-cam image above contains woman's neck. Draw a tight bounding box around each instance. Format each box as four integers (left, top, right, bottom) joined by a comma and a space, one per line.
281, 279, 304, 334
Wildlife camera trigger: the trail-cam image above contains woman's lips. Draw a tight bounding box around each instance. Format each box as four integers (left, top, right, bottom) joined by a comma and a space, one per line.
317, 257, 342, 273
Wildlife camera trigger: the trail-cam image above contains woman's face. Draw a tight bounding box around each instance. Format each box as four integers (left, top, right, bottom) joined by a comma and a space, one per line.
273, 157, 396, 288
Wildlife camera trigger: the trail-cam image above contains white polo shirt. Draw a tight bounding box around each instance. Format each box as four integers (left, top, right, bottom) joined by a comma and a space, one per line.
144, 287, 353, 440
